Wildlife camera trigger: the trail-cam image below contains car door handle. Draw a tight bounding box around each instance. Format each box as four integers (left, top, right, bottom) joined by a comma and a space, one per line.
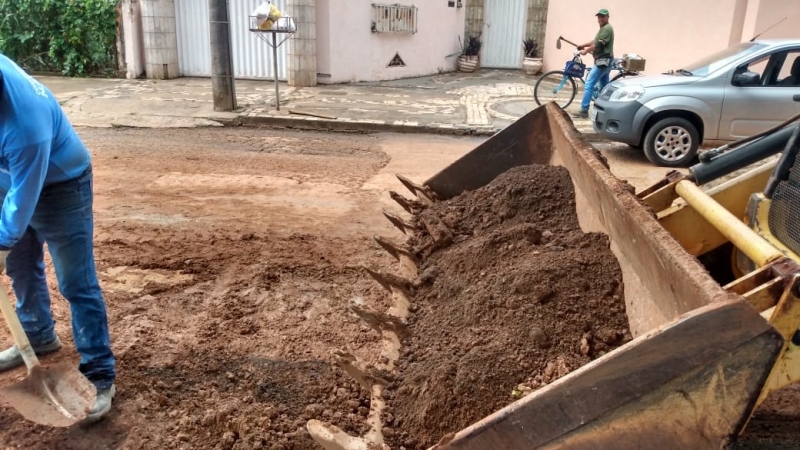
794, 94, 800, 102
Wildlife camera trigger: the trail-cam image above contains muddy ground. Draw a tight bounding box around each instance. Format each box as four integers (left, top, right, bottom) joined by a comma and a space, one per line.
0, 129, 794, 449
0, 128, 481, 450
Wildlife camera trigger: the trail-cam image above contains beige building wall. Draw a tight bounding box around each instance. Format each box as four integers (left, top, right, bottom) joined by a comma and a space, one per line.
740, 0, 800, 43
543, 0, 800, 76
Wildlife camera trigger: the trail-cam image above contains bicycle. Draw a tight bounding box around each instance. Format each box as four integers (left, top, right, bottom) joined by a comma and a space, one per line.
533, 36, 643, 109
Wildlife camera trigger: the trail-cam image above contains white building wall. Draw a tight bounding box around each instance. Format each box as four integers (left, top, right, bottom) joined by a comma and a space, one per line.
316, 0, 466, 84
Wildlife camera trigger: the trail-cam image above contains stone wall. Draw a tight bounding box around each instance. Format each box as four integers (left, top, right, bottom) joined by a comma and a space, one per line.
464, 0, 485, 40
526, 0, 548, 53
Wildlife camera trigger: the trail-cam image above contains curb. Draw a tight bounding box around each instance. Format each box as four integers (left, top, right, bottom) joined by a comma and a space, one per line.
230, 114, 605, 141
233, 115, 500, 136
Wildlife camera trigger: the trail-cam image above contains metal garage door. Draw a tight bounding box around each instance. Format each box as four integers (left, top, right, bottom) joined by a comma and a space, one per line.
174, 0, 288, 80
482, 0, 528, 69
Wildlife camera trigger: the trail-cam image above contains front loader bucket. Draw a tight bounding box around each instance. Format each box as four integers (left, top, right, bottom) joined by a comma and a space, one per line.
424, 103, 783, 449
307, 103, 784, 450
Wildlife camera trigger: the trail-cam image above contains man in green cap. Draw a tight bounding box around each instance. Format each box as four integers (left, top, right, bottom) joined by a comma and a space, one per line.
572, 8, 614, 119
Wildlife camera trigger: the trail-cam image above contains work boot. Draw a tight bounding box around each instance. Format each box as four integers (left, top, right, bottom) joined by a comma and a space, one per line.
571, 109, 589, 119
0, 336, 63, 371
84, 384, 116, 423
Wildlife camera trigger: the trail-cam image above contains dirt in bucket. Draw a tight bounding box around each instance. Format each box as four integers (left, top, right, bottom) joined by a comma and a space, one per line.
381, 165, 631, 449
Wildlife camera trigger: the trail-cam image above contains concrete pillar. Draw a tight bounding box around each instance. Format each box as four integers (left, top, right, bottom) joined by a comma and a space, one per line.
121, 0, 146, 79
286, 0, 317, 87
141, 0, 180, 79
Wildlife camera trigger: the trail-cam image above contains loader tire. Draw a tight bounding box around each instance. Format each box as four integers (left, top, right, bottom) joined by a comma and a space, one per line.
643, 117, 700, 168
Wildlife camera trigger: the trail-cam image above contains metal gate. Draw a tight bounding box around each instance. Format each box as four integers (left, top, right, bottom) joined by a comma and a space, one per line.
482, 0, 528, 69
174, 0, 288, 80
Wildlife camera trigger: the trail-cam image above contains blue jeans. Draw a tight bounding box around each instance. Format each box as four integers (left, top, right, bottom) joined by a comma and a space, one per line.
580, 64, 612, 112
4, 167, 115, 390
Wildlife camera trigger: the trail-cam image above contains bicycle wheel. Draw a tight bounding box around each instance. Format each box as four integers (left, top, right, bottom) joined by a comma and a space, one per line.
534, 70, 578, 109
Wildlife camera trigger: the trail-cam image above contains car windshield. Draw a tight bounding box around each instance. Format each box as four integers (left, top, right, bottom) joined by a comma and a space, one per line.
675, 42, 767, 77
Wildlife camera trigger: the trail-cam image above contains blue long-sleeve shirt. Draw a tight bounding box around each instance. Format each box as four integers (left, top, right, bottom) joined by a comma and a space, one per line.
0, 54, 91, 249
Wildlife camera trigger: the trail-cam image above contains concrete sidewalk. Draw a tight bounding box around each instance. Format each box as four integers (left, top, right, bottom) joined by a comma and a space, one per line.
39, 69, 597, 137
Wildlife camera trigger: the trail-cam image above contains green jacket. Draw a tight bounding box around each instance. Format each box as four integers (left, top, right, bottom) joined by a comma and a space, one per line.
593, 24, 614, 59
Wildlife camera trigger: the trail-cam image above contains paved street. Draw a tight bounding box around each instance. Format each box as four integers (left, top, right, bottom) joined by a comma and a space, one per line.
39, 70, 596, 137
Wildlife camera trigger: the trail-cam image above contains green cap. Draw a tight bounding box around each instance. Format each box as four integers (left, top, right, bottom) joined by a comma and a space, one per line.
596, 8, 609, 16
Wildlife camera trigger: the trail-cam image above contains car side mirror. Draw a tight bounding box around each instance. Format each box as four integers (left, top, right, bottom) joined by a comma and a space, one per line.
733, 71, 760, 86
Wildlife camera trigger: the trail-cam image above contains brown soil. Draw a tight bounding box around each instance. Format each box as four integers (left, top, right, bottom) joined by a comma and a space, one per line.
382, 165, 631, 449
0, 127, 406, 450
731, 385, 800, 450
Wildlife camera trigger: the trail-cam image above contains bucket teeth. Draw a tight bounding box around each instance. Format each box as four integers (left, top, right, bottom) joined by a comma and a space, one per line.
364, 267, 413, 293
396, 174, 435, 205
332, 350, 391, 390
307, 420, 390, 450
420, 211, 454, 249
373, 235, 413, 261
383, 210, 416, 235
350, 302, 406, 338
389, 191, 421, 214
311, 181, 426, 450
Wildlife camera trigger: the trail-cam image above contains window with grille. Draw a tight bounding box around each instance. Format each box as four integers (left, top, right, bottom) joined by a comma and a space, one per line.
372, 4, 418, 34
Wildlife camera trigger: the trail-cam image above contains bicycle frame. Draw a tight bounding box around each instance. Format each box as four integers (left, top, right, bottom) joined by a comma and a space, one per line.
551, 52, 636, 99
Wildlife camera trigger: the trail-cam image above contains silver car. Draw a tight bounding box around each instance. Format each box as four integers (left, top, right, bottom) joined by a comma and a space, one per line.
592, 39, 800, 167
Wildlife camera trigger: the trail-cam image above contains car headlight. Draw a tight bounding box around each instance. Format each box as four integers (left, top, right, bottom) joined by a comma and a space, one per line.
608, 85, 645, 102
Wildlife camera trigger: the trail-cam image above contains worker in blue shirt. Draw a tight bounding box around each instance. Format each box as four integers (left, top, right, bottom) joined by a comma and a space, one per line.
0, 53, 115, 422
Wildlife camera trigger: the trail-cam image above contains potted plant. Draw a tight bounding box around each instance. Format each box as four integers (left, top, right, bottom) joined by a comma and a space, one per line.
458, 35, 482, 72
522, 38, 543, 75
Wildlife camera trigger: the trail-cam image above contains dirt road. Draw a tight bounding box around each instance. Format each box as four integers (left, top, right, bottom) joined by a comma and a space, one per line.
0, 128, 486, 450
0, 127, 793, 449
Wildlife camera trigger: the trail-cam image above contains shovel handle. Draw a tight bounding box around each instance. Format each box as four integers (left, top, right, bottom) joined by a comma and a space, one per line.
0, 283, 39, 370
558, 36, 581, 48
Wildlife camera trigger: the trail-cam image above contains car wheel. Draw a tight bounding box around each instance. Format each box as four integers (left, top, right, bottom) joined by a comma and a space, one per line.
643, 117, 700, 167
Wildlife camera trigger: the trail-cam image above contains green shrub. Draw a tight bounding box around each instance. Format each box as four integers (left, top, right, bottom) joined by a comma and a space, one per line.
0, 0, 119, 76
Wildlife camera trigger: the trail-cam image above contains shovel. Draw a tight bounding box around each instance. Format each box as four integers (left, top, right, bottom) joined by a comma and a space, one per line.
556, 36, 580, 50
0, 283, 96, 427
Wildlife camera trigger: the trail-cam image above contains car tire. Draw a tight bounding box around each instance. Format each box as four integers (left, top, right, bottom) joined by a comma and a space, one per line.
643, 117, 700, 168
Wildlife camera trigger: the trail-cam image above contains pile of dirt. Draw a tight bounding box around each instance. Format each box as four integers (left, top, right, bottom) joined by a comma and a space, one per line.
0, 229, 385, 450
117, 340, 372, 450
382, 165, 631, 449
103, 230, 382, 450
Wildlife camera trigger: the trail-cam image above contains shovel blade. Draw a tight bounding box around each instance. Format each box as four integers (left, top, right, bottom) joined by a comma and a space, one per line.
0, 364, 96, 427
